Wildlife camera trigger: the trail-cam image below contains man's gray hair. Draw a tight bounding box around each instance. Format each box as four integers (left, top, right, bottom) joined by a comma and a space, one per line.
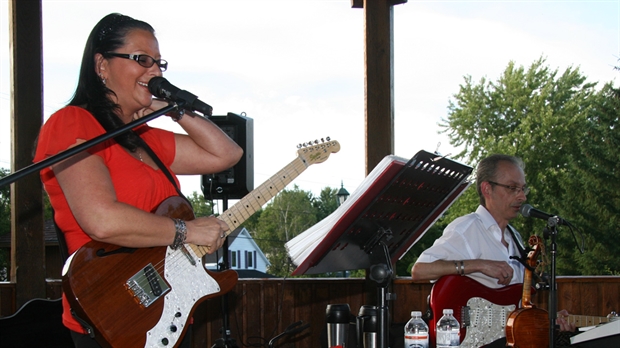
476, 154, 525, 206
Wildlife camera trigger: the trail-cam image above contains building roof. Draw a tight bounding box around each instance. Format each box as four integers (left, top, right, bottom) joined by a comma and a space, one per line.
0, 220, 60, 247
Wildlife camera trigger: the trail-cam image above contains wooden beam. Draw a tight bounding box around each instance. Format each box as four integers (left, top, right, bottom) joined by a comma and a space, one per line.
362, 0, 396, 175
9, 0, 45, 306
351, 0, 408, 9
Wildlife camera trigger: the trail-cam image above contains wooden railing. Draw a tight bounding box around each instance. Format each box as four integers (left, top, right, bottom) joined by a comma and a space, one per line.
1, 276, 619, 347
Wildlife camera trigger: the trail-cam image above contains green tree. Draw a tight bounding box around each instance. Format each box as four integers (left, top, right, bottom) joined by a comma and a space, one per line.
254, 185, 319, 277
560, 83, 620, 275
439, 56, 618, 275
314, 187, 338, 221
185, 191, 215, 217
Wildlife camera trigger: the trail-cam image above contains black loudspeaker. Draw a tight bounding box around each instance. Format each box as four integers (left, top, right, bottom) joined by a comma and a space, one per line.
201, 112, 254, 200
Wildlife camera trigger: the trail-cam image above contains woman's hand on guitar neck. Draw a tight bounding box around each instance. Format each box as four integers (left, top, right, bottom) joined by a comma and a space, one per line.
185, 216, 230, 254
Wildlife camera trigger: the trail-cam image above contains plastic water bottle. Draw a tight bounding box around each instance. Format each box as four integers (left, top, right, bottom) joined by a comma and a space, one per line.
404, 311, 429, 348
435, 309, 459, 348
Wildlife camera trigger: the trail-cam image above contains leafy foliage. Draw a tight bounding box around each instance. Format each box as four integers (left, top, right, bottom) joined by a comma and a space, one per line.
185, 191, 214, 217
440, 56, 619, 275
314, 187, 339, 222
254, 185, 319, 276
560, 83, 620, 275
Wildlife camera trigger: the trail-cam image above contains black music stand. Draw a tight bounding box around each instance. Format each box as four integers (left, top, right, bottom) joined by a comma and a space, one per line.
290, 150, 473, 348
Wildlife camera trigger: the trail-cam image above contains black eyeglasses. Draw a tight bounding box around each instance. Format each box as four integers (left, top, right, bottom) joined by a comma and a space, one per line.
104, 52, 168, 72
488, 181, 530, 196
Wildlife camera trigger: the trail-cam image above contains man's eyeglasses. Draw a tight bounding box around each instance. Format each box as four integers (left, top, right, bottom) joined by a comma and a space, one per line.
488, 181, 530, 196
104, 52, 168, 72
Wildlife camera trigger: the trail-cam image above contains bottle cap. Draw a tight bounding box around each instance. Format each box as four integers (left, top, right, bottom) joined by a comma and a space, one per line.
411, 311, 422, 317
442, 309, 453, 315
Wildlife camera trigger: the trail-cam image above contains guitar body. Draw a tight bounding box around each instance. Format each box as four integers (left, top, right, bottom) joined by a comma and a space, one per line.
429, 275, 522, 348
62, 196, 238, 348
505, 307, 549, 348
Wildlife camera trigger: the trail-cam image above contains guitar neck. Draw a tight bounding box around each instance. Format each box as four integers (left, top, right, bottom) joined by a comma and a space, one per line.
189, 138, 340, 259
189, 157, 307, 258
219, 156, 307, 230
565, 314, 609, 327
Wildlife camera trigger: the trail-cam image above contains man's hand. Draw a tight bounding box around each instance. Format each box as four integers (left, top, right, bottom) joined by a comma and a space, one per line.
556, 309, 577, 332
477, 259, 514, 286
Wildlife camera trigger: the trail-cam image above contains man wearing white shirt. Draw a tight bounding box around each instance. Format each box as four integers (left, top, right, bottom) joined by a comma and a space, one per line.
411, 154, 528, 287
411, 154, 575, 347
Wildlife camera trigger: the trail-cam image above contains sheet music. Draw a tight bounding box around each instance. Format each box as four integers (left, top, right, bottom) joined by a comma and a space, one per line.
286, 155, 406, 266
285, 151, 473, 275
570, 320, 620, 345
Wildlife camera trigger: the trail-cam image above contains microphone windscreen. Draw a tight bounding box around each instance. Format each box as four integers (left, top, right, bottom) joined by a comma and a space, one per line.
520, 204, 533, 217
148, 76, 173, 98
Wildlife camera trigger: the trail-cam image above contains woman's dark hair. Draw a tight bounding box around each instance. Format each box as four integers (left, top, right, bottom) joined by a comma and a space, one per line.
69, 13, 155, 151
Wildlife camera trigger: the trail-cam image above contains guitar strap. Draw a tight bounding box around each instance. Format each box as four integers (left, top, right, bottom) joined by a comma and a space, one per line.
507, 224, 527, 260
135, 134, 191, 205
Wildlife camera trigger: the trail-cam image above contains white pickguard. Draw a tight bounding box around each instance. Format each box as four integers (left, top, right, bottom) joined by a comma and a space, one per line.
459, 297, 516, 348
144, 245, 221, 347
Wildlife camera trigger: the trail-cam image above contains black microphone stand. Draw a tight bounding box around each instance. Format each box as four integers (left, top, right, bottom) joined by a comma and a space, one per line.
211, 195, 238, 348
0, 102, 179, 188
543, 217, 561, 348
368, 240, 396, 348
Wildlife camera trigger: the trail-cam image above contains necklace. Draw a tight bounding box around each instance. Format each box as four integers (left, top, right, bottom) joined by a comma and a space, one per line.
137, 149, 143, 162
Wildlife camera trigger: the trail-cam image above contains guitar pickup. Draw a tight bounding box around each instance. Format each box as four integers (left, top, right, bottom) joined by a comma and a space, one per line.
126, 263, 171, 307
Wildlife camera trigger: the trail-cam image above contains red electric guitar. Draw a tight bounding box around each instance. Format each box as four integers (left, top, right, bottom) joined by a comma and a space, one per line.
428, 275, 523, 348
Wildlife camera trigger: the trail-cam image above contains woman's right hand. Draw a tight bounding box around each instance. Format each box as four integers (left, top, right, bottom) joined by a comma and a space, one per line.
185, 216, 230, 254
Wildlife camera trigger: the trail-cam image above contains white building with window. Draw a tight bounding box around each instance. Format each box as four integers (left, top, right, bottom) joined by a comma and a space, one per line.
204, 227, 271, 277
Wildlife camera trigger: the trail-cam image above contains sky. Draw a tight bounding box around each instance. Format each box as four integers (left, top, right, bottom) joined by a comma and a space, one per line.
1, 0, 618, 212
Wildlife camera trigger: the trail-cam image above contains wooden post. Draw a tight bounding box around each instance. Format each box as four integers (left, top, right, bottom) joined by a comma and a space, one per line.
353, 0, 406, 175
352, 2, 408, 338
9, 0, 46, 307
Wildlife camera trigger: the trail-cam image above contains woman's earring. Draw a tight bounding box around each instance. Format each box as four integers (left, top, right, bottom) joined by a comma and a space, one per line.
100, 74, 106, 85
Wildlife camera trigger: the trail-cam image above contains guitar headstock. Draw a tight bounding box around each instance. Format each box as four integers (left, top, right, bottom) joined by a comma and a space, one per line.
297, 138, 340, 165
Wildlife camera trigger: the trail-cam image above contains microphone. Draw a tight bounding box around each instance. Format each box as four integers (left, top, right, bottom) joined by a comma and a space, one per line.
148, 77, 213, 116
519, 204, 568, 226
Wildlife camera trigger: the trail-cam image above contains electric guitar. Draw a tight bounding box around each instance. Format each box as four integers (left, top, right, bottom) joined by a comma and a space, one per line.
62, 139, 340, 348
428, 276, 619, 348
429, 242, 619, 348
428, 275, 522, 348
